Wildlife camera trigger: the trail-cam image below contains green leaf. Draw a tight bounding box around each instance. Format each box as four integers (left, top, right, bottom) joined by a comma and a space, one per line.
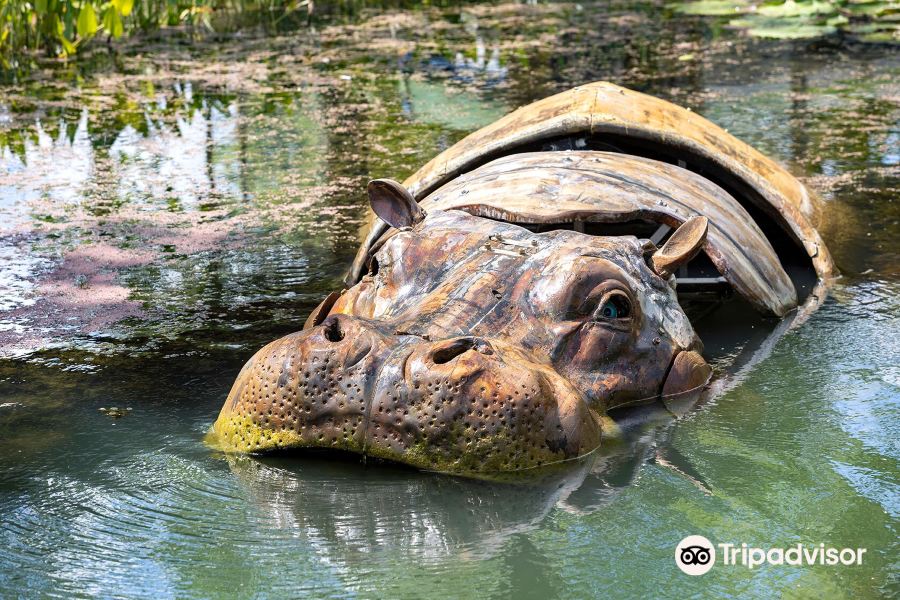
35, 0, 48, 14
77, 3, 98, 38
58, 32, 76, 54
113, 0, 134, 17
102, 5, 123, 37
63, 0, 74, 39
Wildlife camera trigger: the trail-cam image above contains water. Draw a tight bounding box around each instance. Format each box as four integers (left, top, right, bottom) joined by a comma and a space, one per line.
1, 2, 898, 597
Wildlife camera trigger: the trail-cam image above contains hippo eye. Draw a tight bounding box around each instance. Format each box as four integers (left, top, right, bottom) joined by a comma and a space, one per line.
594, 292, 632, 321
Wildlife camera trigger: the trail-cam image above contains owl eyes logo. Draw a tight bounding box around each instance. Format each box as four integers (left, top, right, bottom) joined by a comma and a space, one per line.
675, 536, 716, 575
680, 545, 712, 565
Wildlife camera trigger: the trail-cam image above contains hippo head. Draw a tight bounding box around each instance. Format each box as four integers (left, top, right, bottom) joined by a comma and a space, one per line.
211, 180, 712, 477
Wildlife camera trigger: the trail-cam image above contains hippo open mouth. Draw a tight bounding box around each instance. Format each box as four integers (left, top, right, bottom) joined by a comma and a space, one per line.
211, 82, 832, 478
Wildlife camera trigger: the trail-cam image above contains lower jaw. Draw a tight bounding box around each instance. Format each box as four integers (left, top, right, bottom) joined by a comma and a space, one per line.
206, 411, 602, 480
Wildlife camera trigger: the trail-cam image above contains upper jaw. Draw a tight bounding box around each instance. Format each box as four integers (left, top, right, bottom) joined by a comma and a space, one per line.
211, 321, 603, 477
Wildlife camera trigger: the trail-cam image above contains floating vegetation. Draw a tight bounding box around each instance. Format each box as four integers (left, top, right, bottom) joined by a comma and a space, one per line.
673, 0, 754, 15
99, 406, 132, 417
671, 0, 900, 40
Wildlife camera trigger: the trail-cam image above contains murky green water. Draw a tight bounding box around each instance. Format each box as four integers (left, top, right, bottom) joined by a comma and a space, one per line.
1, 2, 898, 597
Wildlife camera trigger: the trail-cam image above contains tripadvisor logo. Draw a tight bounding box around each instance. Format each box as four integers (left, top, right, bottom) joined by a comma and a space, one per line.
675, 535, 716, 575
675, 536, 867, 576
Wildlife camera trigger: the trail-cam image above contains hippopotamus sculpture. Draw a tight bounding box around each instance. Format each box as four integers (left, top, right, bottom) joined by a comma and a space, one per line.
210, 82, 833, 478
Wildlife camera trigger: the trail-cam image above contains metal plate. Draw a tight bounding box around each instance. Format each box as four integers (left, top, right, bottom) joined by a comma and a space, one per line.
349, 81, 833, 288
420, 151, 798, 316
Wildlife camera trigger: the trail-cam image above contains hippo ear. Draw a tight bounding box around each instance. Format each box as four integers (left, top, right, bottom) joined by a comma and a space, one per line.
650, 216, 708, 279
367, 179, 425, 229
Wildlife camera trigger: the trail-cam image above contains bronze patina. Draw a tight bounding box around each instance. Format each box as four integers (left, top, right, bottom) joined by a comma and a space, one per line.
210, 82, 833, 478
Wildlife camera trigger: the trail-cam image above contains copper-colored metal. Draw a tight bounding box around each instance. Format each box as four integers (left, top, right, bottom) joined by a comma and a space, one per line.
660, 350, 713, 411
302, 291, 342, 331
367, 179, 425, 229
650, 216, 708, 280
349, 81, 833, 285
213, 209, 701, 475
415, 152, 796, 315
211, 83, 833, 478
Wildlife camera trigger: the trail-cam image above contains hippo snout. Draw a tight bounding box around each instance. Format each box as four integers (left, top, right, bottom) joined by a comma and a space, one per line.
212, 314, 387, 454
212, 316, 602, 476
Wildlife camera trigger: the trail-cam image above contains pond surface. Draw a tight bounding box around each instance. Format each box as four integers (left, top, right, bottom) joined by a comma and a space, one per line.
1, 2, 898, 597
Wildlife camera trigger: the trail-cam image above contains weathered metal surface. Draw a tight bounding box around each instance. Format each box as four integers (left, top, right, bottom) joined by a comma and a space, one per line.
649, 216, 708, 280
349, 81, 834, 286
368, 178, 425, 229
213, 207, 709, 476
418, 151, 797, 316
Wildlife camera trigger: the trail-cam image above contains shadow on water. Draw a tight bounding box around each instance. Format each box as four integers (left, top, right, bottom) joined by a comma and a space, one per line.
0, 1, 898, 597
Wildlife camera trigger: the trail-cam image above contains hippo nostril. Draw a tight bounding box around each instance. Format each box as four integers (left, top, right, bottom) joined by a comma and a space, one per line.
431, 337, 493, 364
432, 338, 475, 364
322, 317, 345, 343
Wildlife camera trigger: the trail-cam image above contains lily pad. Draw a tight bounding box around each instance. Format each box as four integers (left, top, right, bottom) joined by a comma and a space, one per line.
746, 21, 838, 37
671, 0, 752, 15
844, 0, 900, 17
730, 15, 839, 38
671, 0, 900, 41
846, 19, 900, 40
757, 0, 838, 18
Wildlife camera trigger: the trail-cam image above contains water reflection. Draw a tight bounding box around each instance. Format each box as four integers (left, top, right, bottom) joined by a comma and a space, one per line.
453, 39, 508, 82
0, 110, 92, 229
0, 242, 50, 340
0, 83, 345, 354
398, 77, 508, 130
109, 102, 231, 209
0, 83, 333, 217
228, 455, 592, 562
224, 413, 682, 565
0, 3, 898, 596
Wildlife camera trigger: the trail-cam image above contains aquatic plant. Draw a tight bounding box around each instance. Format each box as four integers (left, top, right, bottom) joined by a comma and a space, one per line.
3, 0, 896, 72
0, 0, 313, 68
671, 0, 899, 41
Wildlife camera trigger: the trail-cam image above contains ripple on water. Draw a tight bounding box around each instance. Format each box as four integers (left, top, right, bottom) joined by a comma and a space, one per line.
0, 5, 898, 597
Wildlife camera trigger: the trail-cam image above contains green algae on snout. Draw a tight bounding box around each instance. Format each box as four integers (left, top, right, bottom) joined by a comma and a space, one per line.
209, 411, 370, 455
208, 406, 604, 480
207, 413, 307, 454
